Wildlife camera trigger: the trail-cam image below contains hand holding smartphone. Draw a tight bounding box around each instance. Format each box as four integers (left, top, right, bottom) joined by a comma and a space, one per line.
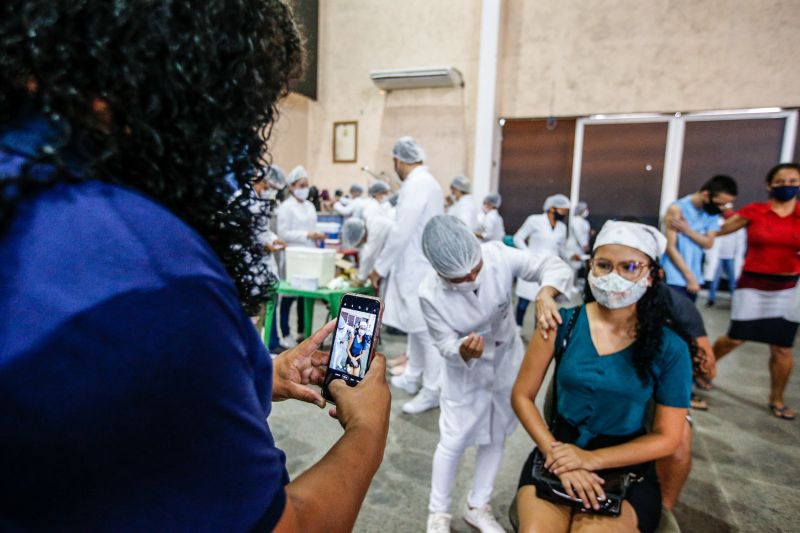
321, 293, 384, 403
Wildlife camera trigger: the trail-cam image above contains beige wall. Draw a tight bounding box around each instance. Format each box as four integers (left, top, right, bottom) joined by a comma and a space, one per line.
269, 0, 800, 192
271, 0, 482, 193
499, 0, 800, 117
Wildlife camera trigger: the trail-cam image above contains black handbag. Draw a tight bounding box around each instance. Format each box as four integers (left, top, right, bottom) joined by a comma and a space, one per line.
529, 306, 643, 517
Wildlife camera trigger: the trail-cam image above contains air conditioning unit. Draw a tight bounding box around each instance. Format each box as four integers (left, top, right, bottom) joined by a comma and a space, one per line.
369, 66, 464, 91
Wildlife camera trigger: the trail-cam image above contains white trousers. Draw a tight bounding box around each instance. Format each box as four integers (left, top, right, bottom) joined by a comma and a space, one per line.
403, 329, 442, 393
428, 407, 507, 513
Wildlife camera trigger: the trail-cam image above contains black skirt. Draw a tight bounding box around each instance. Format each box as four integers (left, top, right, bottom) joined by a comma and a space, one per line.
517, 417, 662, 533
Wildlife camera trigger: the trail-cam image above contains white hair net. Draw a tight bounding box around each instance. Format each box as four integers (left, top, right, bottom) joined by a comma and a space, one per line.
422, 215, 482, 278
264, 165, 286, 189
341, 218, 367, 249
368, 181, 391, 196
287, 165, 308, 185
450, 175, 471, 193
484, 193, 502, 208
350, 183, 365, 195
593, 220, 667, 260
543, 194, 570, 212
392, 136, 426, 164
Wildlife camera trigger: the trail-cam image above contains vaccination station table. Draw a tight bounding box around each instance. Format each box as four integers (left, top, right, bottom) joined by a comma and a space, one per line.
262, 281, 376, 344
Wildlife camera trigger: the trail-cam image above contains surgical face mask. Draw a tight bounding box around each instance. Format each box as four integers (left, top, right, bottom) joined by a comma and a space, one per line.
259, 188, 278, 201
358, 328, 366, 335
553, 210, 567, 222
482, 205, 491, 214
293, 187, 310, 201
770, 185, 800, 202
588, 271, 649, 309
445, 265, 483, 292
702, 201, 722, 215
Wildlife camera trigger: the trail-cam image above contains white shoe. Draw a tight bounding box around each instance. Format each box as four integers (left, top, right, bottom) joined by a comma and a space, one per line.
391, 373, 420, 395
463, 503, 505, 533
281, 335, 297, 348
426, 512, 452, 533
402, 388, 440, 414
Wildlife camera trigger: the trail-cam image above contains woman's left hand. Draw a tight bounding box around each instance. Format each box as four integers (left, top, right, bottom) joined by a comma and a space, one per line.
546, 442, 600, 474
272, 320, 335, 408
534, 292, 561, 340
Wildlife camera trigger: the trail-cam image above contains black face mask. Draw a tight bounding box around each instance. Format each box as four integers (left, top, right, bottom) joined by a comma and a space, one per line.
703, 202, 722, 215
553, 211, 567, 222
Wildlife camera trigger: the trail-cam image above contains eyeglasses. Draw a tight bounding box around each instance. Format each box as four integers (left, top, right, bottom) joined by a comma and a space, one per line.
589, 258, 650, 281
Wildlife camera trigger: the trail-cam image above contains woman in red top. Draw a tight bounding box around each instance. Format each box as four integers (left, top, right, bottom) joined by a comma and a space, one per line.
713, 163, 800, 420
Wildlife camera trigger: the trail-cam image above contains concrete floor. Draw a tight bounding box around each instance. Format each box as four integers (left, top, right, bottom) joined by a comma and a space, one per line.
269, 295, 800, 532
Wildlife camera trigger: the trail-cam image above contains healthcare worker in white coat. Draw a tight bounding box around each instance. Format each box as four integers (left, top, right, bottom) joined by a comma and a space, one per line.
419, 215, 573, 533
564, 200, 592, 279
361, 181, 395, 222
275, 165, 326, 346
341, 217, 394, 283
475, 193, 505, 242
513, 193, 570, 328
370, 136, 445, 414
334, 184, 368, 219
248, 165, 289, 351
446, 175, 479, 231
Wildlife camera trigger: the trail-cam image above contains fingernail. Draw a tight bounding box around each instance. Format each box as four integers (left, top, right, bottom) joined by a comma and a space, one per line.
315, 400, 325, 408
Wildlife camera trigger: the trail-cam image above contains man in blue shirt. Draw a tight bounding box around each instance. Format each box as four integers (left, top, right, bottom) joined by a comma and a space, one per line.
662, 175, 738, 302
0, 3, 389, 532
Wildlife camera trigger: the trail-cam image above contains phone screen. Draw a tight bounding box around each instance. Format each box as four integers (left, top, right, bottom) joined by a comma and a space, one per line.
322, 293, 383, 402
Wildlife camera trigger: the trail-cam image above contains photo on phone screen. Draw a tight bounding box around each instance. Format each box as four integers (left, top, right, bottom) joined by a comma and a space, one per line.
322, 294, 382, 402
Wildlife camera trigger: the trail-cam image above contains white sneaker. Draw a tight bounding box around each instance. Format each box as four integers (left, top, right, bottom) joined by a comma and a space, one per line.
463, 503, 505, 533
402, 388, 440, 414
427, 512, 452, 533
390, 373, 421, 395
281, 335, 297, 348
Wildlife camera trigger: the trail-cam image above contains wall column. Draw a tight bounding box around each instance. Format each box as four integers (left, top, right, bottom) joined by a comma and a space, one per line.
471, 0, 502, 202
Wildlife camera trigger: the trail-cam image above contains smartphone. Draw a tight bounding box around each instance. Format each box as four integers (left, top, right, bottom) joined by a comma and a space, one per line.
321, 293, 384, 403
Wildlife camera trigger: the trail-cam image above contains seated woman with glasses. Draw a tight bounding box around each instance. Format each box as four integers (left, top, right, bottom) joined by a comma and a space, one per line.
512, 221, 692, 533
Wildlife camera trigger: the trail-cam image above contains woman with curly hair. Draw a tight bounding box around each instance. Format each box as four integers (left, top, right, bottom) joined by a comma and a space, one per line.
0, 2, 389, 531
512, 221, 692, 533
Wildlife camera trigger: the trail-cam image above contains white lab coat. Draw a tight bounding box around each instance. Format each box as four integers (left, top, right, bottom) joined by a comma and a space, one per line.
249, 196, 280, 274
331, 325, 352, 370
447, 194, 479, 231
357, 216, 394, 281
476, 208, 505, 242
276, 196, 318, 248
334, 196, 369, 219
564, 216, 591, 271
513, 214, 568, 300
374, 166, 444, 333
419, 242, 573, 446
361, 197, 396, 222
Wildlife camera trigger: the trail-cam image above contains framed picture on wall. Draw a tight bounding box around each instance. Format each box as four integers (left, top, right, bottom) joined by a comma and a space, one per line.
333, 121, 358, 163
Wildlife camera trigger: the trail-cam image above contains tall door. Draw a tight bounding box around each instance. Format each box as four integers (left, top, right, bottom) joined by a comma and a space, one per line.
679, 118, 786, 207
498, 119, 575, 233
579, 122, 669, 228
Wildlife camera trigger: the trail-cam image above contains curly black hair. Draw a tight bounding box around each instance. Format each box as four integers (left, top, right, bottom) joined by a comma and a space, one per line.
583, 260, 668, 384
0, 0, 304, 314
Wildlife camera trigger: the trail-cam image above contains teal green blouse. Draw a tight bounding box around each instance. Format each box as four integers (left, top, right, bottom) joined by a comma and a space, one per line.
555, 306, 692, 448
